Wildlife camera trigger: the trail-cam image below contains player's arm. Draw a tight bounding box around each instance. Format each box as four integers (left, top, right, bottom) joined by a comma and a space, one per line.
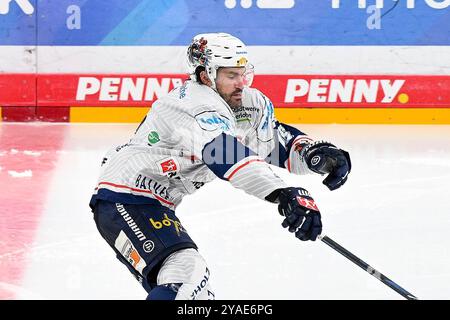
202, 132, 287, 201
192, 108, 322, 242
249, 88, 350, 190
202, 132, 322, 241
252, 88, 351, 191
268, 119, 352, 191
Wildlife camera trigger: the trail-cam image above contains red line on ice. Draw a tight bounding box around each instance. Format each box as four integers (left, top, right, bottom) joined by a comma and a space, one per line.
0, 124, 65, 299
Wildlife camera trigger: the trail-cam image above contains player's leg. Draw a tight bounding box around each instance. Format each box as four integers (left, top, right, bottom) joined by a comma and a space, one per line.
148, 248, 215, 300
92, 200, 199, 297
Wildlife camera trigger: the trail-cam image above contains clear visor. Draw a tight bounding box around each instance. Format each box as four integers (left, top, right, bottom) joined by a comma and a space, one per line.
214, 63, 255, 88
243, 63, 255, 87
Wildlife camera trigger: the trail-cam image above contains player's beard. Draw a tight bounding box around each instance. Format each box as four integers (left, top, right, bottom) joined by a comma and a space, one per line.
219, 89, 243, 109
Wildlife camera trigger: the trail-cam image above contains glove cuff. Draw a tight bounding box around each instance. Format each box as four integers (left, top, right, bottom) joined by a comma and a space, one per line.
285, 136, 315, 175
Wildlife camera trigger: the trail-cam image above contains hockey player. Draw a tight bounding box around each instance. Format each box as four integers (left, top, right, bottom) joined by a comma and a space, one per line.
89, 33, 351, 300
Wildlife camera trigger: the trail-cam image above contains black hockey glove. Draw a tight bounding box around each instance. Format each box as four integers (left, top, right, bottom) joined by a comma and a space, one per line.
303, 141, 351, 191
275, 187, 322, 241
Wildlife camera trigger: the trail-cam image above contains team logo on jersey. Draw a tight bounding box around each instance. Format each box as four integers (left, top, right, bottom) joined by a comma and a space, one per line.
157, 158, 178, 175
148, 131, 160, 145
195, 111, 233, 134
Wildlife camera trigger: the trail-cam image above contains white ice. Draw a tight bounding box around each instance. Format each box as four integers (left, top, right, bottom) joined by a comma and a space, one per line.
4, 123, 450, 300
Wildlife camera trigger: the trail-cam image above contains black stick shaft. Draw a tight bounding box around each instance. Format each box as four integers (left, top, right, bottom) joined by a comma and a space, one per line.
319, 235, 418, 300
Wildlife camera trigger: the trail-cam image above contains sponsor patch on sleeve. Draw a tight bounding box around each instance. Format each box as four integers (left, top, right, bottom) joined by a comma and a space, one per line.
156, 157, 179, 177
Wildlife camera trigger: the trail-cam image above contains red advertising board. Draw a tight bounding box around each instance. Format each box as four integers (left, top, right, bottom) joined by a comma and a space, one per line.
1, 73, 449, 108
0, 74, 35, 107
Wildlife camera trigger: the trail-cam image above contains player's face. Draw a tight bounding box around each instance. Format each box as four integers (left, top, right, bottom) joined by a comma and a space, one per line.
215, 67, 246, 108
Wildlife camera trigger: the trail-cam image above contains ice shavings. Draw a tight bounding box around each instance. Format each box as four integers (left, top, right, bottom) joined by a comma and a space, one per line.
8, 170, 33, 178
23, 151, 42, 156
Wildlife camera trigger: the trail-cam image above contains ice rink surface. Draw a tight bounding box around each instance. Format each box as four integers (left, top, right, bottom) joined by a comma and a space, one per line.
1, 122, 450, 300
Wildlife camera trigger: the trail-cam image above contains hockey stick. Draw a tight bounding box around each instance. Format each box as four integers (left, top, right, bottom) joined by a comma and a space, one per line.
318, 235, 418, 300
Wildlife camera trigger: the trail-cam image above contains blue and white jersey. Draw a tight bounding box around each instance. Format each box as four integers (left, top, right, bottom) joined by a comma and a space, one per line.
90, 80, 312, 210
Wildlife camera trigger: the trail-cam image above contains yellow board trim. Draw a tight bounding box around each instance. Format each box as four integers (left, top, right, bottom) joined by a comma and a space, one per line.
0, 107, 2, 122
70, 107, 149, 123
275, 108, 450, 124
69, 106, 450, 124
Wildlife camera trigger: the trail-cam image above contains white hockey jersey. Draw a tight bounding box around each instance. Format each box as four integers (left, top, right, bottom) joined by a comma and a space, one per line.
90, 80, 312, 211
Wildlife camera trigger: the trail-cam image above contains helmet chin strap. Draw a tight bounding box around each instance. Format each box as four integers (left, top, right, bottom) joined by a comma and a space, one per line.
210, 80, 217, 91
207, 66, 218, 90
